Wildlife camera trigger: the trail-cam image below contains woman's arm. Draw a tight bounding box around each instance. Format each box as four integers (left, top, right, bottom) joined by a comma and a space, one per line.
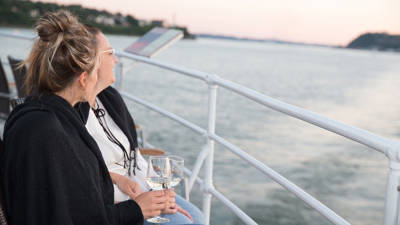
109, 172, 171, 219
109, 172, 143, 199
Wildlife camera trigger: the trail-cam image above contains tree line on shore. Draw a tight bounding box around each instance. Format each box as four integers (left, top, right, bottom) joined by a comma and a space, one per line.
0, 0, 195, 39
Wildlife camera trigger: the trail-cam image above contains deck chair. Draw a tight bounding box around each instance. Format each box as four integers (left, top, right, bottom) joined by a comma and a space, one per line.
7, 56, 27, 98
135, 124, 165, 156
0, 63, 10, 119
139, 148, 164, 155
0, 138, 8, 225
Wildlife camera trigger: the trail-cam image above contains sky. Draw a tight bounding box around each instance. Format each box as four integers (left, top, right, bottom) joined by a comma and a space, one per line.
33, 0, 400, 46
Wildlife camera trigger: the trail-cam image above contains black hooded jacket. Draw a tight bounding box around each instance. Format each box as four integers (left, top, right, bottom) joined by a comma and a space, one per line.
0, 92, 143, 225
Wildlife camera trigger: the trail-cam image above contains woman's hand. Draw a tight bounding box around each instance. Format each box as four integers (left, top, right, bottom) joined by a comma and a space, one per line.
135, 191, 167, 219
160, 189, 193, 221
160, 188, 177, 214
109, 172, 143, 199
176, 205, 193, 222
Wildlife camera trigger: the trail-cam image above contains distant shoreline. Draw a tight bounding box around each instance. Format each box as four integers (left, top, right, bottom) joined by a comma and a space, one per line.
0, 0, 195, 39
1, 26, 399, 55
195, 33, 400, 53
195, 33, 337, 48
346, 33, 400, 52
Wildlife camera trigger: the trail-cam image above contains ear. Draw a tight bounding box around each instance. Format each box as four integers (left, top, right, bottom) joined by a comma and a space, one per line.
77, 71, 88, 88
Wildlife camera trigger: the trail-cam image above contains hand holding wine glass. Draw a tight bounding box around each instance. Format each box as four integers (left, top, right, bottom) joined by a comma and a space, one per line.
145, 156, 171, 223
134, 190, 166, 220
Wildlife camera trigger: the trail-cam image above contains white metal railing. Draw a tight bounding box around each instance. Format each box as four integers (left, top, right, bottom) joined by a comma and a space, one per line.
1, 31, 399, 225
116, 51, 400, 225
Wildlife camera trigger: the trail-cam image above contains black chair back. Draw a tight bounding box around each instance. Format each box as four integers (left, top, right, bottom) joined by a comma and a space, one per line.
9, 98, 25, 110
7, 56, 26, 98
0, 63, 10, 119
0, 137, 8, 225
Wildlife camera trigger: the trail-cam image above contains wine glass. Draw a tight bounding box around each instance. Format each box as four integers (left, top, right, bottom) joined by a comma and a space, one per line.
145, 156, 171, 223
169, 155, 184, 187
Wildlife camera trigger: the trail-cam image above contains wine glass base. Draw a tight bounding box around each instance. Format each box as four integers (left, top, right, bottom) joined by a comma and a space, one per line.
147, 216, 170, 224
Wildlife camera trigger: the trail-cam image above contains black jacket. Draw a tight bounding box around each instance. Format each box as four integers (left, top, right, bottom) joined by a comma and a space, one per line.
0, 92, 143, 225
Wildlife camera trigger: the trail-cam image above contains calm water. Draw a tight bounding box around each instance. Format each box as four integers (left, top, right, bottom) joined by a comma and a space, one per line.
2, 28, 400, 225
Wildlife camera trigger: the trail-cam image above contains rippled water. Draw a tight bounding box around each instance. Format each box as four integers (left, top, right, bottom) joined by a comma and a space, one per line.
1, 27, 400, 225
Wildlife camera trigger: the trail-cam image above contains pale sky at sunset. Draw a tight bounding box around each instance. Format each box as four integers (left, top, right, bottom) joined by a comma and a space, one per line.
34, 0, 400, 45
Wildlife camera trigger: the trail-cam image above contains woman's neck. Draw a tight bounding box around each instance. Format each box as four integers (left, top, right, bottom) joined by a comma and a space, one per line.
88, 93, 96, 108
55, 86, 81, 106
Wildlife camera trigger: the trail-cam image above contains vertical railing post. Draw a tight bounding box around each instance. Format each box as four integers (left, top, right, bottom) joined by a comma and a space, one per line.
203, 82, 218, 225
383, 167, 400, 225
114, 60, 123, 90
383, 143, 400, 225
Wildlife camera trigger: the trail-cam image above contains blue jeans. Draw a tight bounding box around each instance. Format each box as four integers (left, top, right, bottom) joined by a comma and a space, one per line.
144, 195, 205, 225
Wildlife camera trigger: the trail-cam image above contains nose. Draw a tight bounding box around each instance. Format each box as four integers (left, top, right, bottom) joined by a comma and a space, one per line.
114, 55, 118, 63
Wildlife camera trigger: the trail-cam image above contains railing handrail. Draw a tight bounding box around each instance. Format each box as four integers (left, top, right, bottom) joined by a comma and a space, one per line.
0, 31, 35, 41
117, 51, 394, 156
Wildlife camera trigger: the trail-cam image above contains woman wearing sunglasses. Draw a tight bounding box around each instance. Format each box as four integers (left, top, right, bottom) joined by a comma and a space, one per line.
76, 26, 205, 225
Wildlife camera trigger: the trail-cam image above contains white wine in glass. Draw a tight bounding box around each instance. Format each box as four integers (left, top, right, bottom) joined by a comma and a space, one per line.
145, 177, 170, 190
145, 156, 171, 224
169, 155, 184, 187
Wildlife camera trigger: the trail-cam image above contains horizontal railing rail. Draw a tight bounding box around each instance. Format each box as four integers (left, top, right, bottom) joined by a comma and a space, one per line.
117, 51, 393, 155
0, 31, 35, 41
0, 93, 13, 99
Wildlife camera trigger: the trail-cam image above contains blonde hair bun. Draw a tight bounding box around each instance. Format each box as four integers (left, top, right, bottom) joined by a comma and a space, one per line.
22, 10, 98, 95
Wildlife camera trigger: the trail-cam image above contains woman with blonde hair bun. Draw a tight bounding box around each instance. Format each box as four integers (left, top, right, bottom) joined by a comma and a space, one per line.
0, 10, 165, 225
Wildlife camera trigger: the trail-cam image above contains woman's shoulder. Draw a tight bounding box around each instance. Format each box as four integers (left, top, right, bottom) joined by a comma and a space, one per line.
104, 86, 120, 95
3, 108, 67, 159
101, 86, 124, 101
19, 110, 60, 127
99, 86, 127, 112
5, 106, 63, 138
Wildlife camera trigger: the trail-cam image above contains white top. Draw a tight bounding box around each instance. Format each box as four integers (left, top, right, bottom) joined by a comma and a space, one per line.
86, 98, 151, 202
